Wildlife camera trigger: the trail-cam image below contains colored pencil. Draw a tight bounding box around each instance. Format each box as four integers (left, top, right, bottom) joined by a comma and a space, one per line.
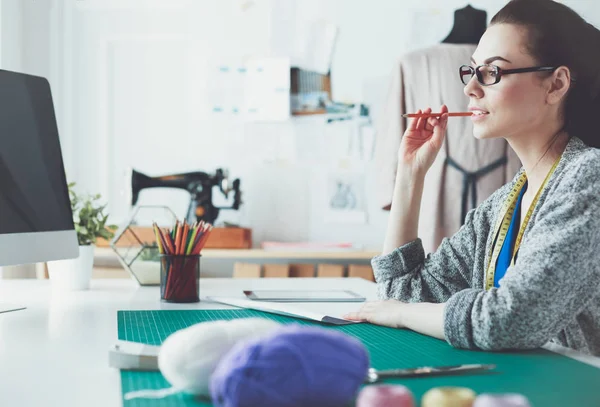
186, 227, 199, 255
401, 112, 472, 118
152, 220, 213, 256
152, 223, 167, 254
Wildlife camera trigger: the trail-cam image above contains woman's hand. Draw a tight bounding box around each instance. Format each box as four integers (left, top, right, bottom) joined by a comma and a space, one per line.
344, 301, 447, 340
343, 300, 406, 329
399, 105, 449, 175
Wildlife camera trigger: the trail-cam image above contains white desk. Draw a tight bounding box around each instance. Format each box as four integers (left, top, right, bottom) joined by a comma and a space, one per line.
0, 278, 597, 407
0, 278, 376, 407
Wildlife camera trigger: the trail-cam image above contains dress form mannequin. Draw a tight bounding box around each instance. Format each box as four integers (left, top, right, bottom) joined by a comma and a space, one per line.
442, 4, 487, 45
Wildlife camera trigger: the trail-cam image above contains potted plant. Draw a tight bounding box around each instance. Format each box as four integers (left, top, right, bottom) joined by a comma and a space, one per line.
128, 243, 162, 285
47, 183, 118, 290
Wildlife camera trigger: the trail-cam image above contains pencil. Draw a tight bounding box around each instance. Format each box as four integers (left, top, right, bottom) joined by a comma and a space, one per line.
402, 112, 472, 118
174, 221, 183, 256
194, 225, 213, 254
181, 222, 190, 255
161, 228, 175, 254
186, 227, 199, 255
152, 223, 165, 254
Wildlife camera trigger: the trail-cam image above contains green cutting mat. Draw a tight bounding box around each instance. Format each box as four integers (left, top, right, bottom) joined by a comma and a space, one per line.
118, 310, 600, 407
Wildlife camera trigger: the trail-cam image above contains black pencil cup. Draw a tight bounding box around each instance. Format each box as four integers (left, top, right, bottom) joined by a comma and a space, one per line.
160, 255, 200, 303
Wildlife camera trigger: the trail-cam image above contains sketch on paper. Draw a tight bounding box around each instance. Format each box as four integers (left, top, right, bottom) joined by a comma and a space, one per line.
329, 180, 357, 210
324, 172, 367, 224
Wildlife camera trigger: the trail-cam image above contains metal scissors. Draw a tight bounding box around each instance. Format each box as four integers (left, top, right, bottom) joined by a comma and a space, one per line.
365, 363, 496, 383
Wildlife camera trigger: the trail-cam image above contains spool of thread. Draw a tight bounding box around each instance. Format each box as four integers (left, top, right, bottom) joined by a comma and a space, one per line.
157, 317, 281, 396
473, 394, 531, 407
422, 387, 477, 407
210, 324, 370, 407
356, 385, 415, 407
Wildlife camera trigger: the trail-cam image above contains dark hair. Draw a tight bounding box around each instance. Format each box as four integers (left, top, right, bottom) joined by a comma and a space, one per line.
491, 0, 600, 148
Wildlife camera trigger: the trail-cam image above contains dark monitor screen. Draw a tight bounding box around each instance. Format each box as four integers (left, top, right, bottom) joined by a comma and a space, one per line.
0, 70, 74, 235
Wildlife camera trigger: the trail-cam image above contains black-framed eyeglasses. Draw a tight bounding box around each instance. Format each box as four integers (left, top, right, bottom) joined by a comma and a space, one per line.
459, 64, 558, 86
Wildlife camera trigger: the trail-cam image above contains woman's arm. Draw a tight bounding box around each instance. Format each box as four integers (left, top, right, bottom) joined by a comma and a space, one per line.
382, 166, 425, 254
373, 104, 492, 304
402, 302, 446, 340
346, 194, 498, 337
374, 188, 498, 303
382, 106, 446, 255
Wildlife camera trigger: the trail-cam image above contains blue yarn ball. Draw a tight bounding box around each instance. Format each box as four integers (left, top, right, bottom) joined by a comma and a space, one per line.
210, 324, 370, 407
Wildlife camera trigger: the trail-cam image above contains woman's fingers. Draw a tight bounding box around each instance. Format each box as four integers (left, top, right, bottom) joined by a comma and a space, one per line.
407, 109, 422, 131
410, 105, 448, 129
426, 117, 439, 132
343, 311, 366, 321
426, 105, 448, 131
440, 104, 449, 130
430, 108, 449, 148
416, 107, 432, 130
343, 308, 373, 321
343, 301, 376, 321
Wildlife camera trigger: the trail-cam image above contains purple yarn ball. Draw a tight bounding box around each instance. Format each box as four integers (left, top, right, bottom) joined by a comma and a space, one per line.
210, 324, 370, 407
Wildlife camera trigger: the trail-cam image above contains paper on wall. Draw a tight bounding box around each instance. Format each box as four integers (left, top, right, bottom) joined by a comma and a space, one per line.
295, 19, 338, 75
269, 4, 338, 75
244, 57, 291, 121
206, 57, 291, 121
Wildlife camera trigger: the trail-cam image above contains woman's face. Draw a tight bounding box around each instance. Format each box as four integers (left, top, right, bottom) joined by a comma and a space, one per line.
465, 24, 551, 141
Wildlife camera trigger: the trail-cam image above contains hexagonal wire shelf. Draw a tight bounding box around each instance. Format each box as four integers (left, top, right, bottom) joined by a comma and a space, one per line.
110, 205, 177, 286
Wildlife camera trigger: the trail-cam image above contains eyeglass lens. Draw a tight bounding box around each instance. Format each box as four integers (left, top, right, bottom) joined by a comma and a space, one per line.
460, 65, 499, 85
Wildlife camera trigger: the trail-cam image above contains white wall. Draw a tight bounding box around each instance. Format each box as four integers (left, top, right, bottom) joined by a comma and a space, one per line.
4, 0, 600, 251
0, 0, 23, 70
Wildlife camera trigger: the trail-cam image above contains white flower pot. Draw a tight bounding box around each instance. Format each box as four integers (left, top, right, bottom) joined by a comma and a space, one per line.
47, 245, 94, 291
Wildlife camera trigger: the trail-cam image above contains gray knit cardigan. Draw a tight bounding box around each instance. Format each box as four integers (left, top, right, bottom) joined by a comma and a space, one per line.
372, 136, 600, 356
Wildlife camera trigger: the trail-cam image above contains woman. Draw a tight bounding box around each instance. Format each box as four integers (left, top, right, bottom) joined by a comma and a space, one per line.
344, 0, 600, 356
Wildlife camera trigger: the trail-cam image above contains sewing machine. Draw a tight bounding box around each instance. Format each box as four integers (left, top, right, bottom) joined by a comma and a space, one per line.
130, 168, 242, 225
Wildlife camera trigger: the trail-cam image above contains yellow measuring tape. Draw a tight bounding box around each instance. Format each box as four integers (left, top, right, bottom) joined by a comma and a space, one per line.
484, 154, 562, 290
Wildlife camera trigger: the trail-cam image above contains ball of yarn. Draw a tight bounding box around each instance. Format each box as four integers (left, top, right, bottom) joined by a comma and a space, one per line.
210, 324, 370, 407
474, 394, 531, 407
158, 317, 280, 396
356, 385, 415, 407
422, 387, 477, 407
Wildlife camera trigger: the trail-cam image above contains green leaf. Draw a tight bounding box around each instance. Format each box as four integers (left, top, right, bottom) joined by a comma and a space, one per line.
67, 184, 116, 244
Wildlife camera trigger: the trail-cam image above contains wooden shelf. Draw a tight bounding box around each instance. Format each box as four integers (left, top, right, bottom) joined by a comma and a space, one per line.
292, 109, 327, 116
200, 249, 380, 259
96, 247, 379, 260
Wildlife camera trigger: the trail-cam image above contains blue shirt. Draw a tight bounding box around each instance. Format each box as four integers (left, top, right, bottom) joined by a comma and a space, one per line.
494, 182, 527, 287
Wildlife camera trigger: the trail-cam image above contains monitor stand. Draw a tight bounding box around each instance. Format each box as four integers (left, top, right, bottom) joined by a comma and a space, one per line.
0, 305, 26, 314
0, 266, 28, 313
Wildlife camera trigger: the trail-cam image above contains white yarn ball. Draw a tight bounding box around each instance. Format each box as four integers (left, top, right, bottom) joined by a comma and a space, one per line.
158, 317, 281, 396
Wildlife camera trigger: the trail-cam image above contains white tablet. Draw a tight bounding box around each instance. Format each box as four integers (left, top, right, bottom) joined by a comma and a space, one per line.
243, 290, 365, 302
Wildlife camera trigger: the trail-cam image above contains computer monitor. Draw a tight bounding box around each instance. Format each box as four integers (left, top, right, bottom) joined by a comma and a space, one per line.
0, 69, 78, 269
